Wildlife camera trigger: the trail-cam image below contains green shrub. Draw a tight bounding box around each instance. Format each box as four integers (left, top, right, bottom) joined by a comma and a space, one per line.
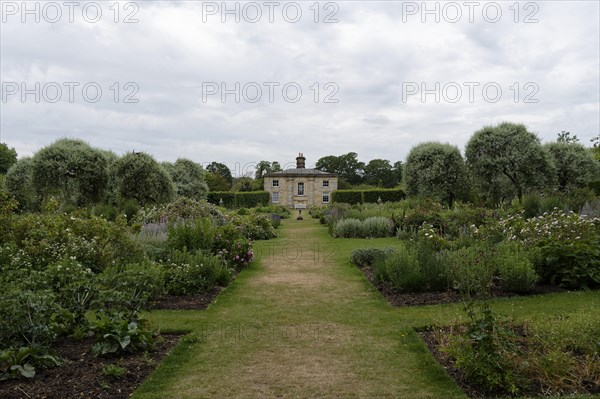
414, 241, 449, 292
445, 302, 523, 395
362, 216, 394, 238
523, 193, 541, 218
167, 217, 216, 253
495, 242, 538, 293
162, 250, 230, 295
0, 289, 65, 348
536, 239, 600, 288
97, 261, 165, 311
445, 245, 495, 297
93, 203, 118, 221
90, 311, 155, 357
350, 247, 397, 267
332, 218, 363, 238
374, 243, 423, 292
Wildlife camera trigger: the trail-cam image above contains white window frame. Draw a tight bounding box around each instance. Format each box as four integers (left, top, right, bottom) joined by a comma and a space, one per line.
272, 180, 279, 187
322, 192, 330, 203
323, 180, 329, 187
272, 192, 279, 203
297, 182, 305, 196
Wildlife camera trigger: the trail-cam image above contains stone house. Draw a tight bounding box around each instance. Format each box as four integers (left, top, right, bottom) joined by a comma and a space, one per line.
263, 154, 338, 208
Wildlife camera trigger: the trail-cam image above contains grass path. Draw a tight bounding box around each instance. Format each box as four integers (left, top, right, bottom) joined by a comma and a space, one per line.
134, 215, 599, 399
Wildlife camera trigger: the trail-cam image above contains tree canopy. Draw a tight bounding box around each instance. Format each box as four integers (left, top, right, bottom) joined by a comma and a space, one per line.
31, 138, 109, 206
0, 143, 18, 174
163, 158, 209, 199
113, 152, 175, 206
465, 122, 554, 202
405, 142, 468, 207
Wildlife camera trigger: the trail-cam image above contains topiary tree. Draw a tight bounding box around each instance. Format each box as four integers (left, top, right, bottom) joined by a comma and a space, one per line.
113, 152, 174, 206
31, 138, 109, 206
163, 158, 209, 199
4, 157, 38, 211
465, 122, 555, 203
0, 143, 18, 174
404, 142, 468, 207
544, 142, 599, 191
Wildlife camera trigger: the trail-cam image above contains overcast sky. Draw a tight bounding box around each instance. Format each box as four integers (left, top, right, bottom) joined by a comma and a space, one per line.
1, 0, 599, 175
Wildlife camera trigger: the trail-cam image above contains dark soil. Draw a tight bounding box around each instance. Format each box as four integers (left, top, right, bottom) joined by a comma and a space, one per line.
0, 334, 181, 399
358, 265, 565, 307
150, 286, 224, 310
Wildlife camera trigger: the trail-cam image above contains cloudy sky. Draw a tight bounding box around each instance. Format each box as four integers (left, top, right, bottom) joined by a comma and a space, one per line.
1, 0, 599, 175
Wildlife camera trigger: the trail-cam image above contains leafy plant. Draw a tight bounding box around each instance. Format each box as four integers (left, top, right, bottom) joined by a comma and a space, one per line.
495, 242, 538, 293
102, 363, 128, 379
0, 346, 61, 381
90, 311, 155, 357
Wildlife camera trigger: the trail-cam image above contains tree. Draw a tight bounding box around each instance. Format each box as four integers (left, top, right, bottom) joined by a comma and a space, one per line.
591, 135, 600, 161
31, 138, 109, 206
404, 142, 468, 207
363, 159, 397, 188
544, 142, 599, 191
465, 122, 554, 203
0, 143, 17, 174
255, 161, 282, 179
315, 152, 364, 185
392, 161, 403, 186
163, 158, 209, 199
4, 157, 37, 211
206, 162, 232, 191
556, 131, 579, 144
113, 152, 174, 206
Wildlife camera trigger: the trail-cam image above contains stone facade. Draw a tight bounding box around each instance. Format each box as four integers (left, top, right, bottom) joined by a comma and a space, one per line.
263, 154, 338, 208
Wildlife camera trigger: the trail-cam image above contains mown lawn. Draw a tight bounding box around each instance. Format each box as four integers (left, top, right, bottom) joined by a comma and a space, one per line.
136, 215, 599, 399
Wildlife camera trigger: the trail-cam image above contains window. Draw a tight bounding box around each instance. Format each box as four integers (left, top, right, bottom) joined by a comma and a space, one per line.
272, 180, 279, 187
297, 182, 305, 196
323, 180, 329, 187
322, 192, 330, 203
272, 192, 279, 203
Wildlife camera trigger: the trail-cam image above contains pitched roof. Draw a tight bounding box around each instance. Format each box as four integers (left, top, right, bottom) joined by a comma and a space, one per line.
264, 168, 336, 177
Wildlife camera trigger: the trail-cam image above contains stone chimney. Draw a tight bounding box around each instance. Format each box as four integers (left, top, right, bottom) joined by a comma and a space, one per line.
296, 153, 306, 169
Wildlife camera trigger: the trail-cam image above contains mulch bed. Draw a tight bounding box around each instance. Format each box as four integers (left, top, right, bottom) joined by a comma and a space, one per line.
358, 265, 565, 307
0, 334, 181, 399
1, 287, 224, 398
150, 286, 224, 310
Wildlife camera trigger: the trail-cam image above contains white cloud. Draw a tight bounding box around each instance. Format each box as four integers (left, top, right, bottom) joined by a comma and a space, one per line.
1, 0, 598, 170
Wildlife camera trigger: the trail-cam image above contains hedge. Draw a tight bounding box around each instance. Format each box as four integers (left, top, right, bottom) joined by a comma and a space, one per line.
332, 189, 406, 204
207, 191, 269, 208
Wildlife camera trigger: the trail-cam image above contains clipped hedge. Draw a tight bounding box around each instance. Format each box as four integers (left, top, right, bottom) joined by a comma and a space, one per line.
363, 189, 406, 203
332, 189, 405, 205
332, 190, 363, 205
207, 191, 269, 208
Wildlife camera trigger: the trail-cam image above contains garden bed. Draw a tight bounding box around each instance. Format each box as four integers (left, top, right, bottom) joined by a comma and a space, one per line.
358, 265, 564, 307
0, 334, 181, 399
150, 286, 224, 310
419, 327, 600, 398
